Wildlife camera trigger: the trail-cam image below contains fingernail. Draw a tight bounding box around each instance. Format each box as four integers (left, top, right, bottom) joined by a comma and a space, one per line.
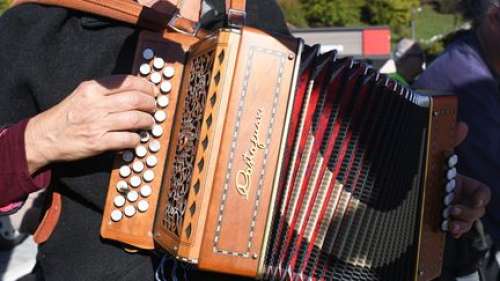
452, 224, 461, 234
451, 207, 462, 216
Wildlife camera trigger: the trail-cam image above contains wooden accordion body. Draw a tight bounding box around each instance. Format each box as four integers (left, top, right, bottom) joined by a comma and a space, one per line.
102, 17, 458, 281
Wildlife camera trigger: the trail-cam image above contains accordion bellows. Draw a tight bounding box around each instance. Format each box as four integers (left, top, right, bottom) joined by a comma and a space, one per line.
101, 27, 457, 281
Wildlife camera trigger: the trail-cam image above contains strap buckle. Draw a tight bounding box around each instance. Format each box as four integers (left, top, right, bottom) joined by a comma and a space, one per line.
227, 8, 246, 29
167, 12, 201, 37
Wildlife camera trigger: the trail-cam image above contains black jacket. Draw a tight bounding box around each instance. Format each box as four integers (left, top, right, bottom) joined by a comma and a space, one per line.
0, 2, 289, 280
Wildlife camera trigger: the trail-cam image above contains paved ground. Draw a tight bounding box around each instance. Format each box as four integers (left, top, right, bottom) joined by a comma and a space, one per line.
0, 237, 37, 281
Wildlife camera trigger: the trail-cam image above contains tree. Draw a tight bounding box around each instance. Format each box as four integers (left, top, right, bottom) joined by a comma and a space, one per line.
301, 0, 365, 27
279, 0, 309, 28
0, 0, 10, 14
365, 0, 420, 36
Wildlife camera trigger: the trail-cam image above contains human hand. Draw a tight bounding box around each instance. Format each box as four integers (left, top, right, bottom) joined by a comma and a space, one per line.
446, 122, 491, 238
25, 75, 158, 174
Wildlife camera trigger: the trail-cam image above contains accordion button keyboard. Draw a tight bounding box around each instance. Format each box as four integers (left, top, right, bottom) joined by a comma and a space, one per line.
132, 161, 145, 173
149, 140, 161, 153
122, 150, 134, 163
160, 81, 172, 94
448, 154, 458, 167
124, 205, 136, 217
137, 200, 149, 213
127, 190, 139, 202
114, 195, 126, 208
153, 57, 165, 69
163, 66, 175, 78
447, 168, 457, 180
119, 165, 132, 178
157, 95, 169, 108
135, 145, 147, 158
116, 180, 129, 193
150, 72, 162, 84
146, 155, 158, 168
154, 110, 167, 123
441, 220, 449, 232
140, 185, 152, 198
446, 179, 456, 193
142, 48, 154, 60
444, 192, 455, 206
130, 175, 141, 188
143, 170, 155, 182
139, 131, 150, 143
442, 207, 451, 219
139, 64, 151, 76
111, 210, 123, 222
151, 125, 163, 138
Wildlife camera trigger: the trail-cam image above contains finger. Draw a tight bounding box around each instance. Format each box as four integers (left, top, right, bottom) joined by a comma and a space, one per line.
104, 91, 157, 114
93, 75, 158, 97
455, 175, 491, 208
449, 204, 485, 223
454, 121, 468, 147
99, 132, 141, 151
104, 111, 155, 132
448, 220, 474, 239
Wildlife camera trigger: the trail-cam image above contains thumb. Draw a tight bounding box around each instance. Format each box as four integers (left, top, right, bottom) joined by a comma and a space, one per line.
455, 122, 469, 147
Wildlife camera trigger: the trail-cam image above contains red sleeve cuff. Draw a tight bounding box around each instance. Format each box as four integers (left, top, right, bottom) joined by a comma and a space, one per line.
0, 119, 51, 206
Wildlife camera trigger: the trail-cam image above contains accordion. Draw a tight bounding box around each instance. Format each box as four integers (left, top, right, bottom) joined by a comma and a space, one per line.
93, 2, 459, 281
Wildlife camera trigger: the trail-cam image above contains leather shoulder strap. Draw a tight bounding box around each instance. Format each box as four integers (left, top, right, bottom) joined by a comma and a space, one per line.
10, 0, 200, 33
226, 0, 246, 27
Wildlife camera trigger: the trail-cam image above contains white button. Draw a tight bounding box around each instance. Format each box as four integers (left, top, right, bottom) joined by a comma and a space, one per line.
143, 170, 155, 182
111, 210, 123, 222
130, 176, 141, 188
140, 185, 152, 197
150, 72, 162, 84
446, 179, 456, 193
119, 165, 132, 178
127, 190, 139, 202
441, 220, 449, 232
442, 207, 451, 219
122, 150, 134, 163
444, 192, 455, 206
139, 63, 151, 76
139, 131, 150, 143
151, 125, 163, 138
124, 205, 136, 217
157, 95, 169, 108
132, 161, 145, 173
448, 154, 458, 167
153, 57, 165, 69
135, 145, 147, 158
447, 168, 457, 180
160, 81, 172, 93
143, 48, 154, 60
163, 66, 175, 78
114, 195, 126, 208
154, 111, 167, 123
149, 140, 161, 153
146, 155, 158, 168
138, 200, 149, 212
116, 180, 129, 193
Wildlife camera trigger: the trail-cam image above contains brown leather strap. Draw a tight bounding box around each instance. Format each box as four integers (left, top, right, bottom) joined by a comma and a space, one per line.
33, 192, 62, 244
11, 0, 201, 34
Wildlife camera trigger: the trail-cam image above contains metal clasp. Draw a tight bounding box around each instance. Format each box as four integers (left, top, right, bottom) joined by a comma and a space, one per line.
167, 12, 201, 37
227, 8, 246, 29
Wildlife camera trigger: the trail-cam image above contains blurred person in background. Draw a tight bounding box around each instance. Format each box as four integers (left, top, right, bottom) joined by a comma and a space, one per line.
414, 0, 500, 280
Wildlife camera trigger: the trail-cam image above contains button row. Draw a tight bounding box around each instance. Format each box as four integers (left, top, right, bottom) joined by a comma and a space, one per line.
441, 154, 459, 232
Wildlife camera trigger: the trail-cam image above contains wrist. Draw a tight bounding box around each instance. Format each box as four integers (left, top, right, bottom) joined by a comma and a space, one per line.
25, 115, 54, 174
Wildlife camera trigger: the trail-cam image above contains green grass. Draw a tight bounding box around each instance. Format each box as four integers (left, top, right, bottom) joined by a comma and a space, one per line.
414, 5, 464, 42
